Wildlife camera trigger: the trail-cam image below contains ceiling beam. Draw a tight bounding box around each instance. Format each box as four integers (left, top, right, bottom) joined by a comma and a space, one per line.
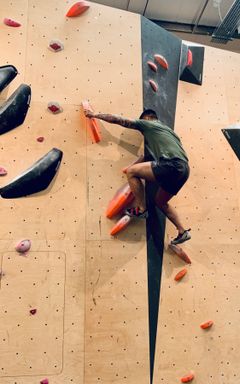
192, 0, 211, 33
128, 0, 148, 14
152, 18, 240, 38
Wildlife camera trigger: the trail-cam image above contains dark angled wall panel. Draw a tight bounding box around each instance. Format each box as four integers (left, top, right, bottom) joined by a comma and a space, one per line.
141, 17, 182, 129
141, 16, 182, 384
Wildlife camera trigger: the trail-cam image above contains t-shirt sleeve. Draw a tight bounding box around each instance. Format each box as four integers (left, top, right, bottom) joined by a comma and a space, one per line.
134, 119, 153, 132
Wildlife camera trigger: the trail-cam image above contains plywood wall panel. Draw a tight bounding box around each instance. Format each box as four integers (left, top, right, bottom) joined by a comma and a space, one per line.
1, 1, 240, 382
0, 251, 65, 376
154, 46, 240, 384
0, 1, 147, 383
24, 1, 142, 105
0, 0, 28, 100
0, 243, 85, 384
85, 239, 149, 384
0, 103, 87, 242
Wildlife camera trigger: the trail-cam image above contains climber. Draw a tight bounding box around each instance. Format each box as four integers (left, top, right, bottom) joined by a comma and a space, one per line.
84, 108, 191, 245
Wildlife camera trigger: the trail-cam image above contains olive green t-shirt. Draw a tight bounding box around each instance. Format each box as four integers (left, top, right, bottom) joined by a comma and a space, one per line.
135, 119, 188, 162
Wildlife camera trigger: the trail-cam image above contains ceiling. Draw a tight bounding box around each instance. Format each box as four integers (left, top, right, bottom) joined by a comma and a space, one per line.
88, 0, 236, 26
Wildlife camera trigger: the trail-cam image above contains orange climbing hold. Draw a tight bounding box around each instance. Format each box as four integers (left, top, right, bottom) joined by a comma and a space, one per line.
89, 118, 101, 143
122, 155, 144, 174
169, 244, 191, 264
66, 1, 90, 17
181, 373, 194, 383
106, 183, 134, 219
147, 61, 157, 72
149, 79, 158, 92
110, 214, 132, 236
82, 100, 101, 143
187, 49, 193, 67
154, 54, 169, 70
174, 268, 187, 281
200, 320, 214, 329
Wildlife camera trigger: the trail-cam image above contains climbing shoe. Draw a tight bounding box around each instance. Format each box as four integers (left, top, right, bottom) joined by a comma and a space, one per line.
125, 207, 148, 219
171, 229, 191, 245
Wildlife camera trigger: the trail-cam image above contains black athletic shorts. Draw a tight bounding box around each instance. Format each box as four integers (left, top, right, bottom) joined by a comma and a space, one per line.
151, 156, 190, 195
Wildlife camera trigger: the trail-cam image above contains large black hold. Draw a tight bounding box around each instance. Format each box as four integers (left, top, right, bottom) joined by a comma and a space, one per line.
222, 126, 240, 160
0, 65, 18, 92
0, 148, 63, 198
0, 84, 31, 135
180, 44, 204, 85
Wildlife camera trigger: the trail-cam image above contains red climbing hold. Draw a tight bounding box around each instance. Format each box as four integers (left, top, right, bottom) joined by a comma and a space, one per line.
37, 136, 44, 142
149, 79, 158, 92
3, 18, 21, 27
169, 244, 191, 264
0, 167, 7, 176
30, 309, 37, 315
48, 40, 64, 52
66, 1, 90, 17
181, 373, 194, 383
187, 49, 193, 67
110, 214, 132, 236
200, 320, 214, 329
147, 61, 157, 72
106, 183, 134, 219
174, 268, 187, 281
154, 54, 169, 70
15, 239, 31, 253
47, 102, 63, 114
40, 379, 49, 384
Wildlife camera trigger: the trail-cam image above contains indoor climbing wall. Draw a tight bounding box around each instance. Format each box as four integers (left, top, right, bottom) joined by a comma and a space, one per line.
0, 1, 148, 384
153, 47, 240, 383
1, 1, 240, 384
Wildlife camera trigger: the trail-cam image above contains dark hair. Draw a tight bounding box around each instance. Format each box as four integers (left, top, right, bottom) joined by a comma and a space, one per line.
139, 109, 158, 120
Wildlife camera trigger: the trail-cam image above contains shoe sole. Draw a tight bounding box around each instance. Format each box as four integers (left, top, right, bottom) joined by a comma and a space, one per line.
171, 235, 191, 245
125, 213, 148, 219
